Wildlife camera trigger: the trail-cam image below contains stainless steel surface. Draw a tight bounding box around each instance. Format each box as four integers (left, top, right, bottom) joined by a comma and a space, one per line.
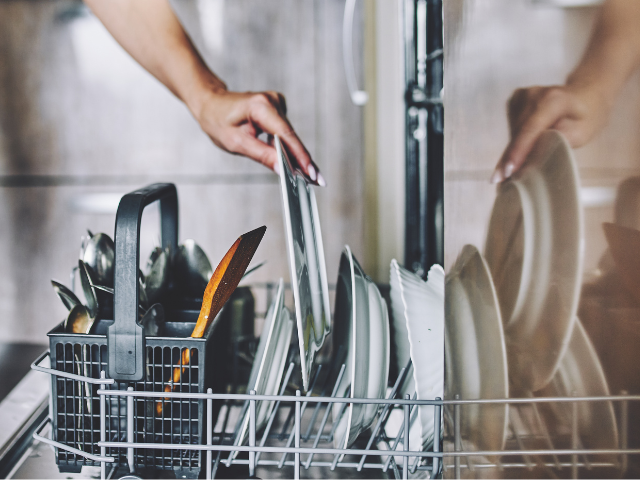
140, 303, 164, 337
82, 233, 115, 287
142, 247, 169, 305
64, 304, 94, 334
78, 260, 99, 318
174, 239, 213, 297
50, 280, 82, 311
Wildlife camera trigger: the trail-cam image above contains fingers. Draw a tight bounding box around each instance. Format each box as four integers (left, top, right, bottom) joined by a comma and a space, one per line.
248, 93, 325, 186
492, 88, 570, 183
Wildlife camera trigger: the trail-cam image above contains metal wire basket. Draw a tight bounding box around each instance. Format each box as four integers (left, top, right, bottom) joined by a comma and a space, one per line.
42, 184, 227, 478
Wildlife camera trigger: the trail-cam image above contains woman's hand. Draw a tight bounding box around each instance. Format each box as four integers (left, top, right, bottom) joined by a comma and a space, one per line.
194, 88, 324, 185
491, 83, 609, 183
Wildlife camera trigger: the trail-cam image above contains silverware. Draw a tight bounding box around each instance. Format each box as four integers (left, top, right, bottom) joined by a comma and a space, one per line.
78, 260, 99, 318
64, 304, 96, 334
51, 279, 82, 311
82, 233, 115, 287
175, 240, 213, 296
144, 247, 170, 305
141, 303, 165, 337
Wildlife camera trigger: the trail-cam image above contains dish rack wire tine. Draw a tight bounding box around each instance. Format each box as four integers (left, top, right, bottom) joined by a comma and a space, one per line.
357, 361, 411, 471
277, 365, 323, 468
304, 363, 347, 469
254, 361, 296, 466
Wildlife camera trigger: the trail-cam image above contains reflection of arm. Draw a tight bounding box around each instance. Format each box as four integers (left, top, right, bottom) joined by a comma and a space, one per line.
493, 0, 640, 183
83, 0, 321, 184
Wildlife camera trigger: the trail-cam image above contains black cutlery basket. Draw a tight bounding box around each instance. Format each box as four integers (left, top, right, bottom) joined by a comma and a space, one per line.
47, 183, 227, 478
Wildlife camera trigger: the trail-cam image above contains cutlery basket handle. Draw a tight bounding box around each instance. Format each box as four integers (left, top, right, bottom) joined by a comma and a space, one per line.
108, 183, 178, 381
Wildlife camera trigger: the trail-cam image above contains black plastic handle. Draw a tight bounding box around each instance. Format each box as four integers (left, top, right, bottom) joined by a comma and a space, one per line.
108, 183, 178, 381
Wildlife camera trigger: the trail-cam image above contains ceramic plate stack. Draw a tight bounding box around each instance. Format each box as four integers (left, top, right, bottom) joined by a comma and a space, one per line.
276, 136, 331, 391
445, 244, 509, 453
332, 246, 390, 450
229, 279, 293, 459
485, 130, 583, 392
389, 260, 445, 450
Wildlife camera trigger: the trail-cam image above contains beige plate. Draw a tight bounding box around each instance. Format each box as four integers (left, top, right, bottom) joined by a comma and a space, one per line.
485, 130, 583, 392
445, 244, 509, 453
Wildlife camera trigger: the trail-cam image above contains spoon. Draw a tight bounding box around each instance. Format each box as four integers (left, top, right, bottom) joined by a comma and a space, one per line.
175, 240, 213, 297
144, 247, 169, 305
64, 304, 96, 334
51, 279, 82, 311
82, 233, 115, 287
93, 284, 148, 314
78, 260, 99, 318
141, 303, 165, 337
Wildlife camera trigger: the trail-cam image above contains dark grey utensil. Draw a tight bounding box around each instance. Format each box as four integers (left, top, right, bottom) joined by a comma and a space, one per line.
51, 279, 82, 311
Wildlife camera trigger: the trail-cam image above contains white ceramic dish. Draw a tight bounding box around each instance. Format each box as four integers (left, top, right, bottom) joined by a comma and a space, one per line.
445, 244, 509, 453
535, 318, 618, 458
276, 136, 331, 391
332, 246, 390, 450
484, 130, 583, 392
231, 279, 293, 455
389, 260, 445, 450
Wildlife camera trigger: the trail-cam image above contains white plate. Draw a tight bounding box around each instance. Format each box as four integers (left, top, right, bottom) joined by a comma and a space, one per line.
276, 136, 331, 391
332, 246, 390, 450
485, 130, 583, 392
445, 244, 509, 453
389, 260, 445, 450
232, 279, 293, 454
535, 318, 618, 457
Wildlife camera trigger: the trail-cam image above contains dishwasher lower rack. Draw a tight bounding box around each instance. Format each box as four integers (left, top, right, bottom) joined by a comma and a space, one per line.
30, 353, 640, 480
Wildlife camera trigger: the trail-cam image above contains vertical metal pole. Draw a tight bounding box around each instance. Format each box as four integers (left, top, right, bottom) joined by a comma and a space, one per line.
206, 388, 213, 480
100, 371, 106, 480
454, 395, 461, 479
249, 389, 257, 478
403, 394, 410, 480
571, 398, 578, 479
127, 386, 134, 473
621, 391, 629, 475
295, 390, 301, 480
433, 397, 441, 477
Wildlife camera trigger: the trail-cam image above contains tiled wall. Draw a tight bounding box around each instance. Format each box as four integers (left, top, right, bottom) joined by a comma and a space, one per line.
0, 0, 365, 342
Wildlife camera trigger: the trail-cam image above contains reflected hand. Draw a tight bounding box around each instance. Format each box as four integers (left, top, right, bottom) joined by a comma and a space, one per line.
195, 89, 325, 186
491, 84, 609, 183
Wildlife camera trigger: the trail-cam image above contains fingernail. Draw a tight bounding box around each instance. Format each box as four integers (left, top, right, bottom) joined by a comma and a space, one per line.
307, 164, 317, 182
273, 161, 281, 176
317, 172, 327, 187
504, 163, 514, 179
490, 168, 503, 184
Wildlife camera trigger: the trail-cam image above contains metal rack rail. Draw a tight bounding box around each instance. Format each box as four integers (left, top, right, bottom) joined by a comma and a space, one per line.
31, 349, 640, 480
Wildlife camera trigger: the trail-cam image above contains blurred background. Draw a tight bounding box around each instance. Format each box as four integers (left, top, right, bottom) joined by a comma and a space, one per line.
0, 0, 405, 344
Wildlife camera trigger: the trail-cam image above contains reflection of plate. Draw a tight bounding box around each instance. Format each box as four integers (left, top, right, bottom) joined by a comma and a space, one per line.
232, 279, 293, 454
485, 130, 583, 392
535, 318, 618, 458
445, 245, 509, 453
389, 260, 444, 450
332, 246, 389, 449
276, 137, 331, 391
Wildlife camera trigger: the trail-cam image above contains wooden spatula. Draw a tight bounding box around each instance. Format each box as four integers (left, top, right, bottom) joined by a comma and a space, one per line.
157, 225, 267, 414
603, 222, 640, 302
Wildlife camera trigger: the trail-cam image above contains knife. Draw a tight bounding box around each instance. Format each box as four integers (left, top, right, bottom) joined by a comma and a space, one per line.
157, 225, 267, 414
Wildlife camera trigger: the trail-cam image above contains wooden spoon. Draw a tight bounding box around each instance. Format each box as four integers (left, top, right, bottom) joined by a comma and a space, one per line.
603, 222, 640, 303
157, 225, 267, 414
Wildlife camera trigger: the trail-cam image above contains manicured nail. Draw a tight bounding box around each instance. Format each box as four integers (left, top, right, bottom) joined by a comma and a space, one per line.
273, 161, 280, 176
307, 164, 317, 182
490, 168, 503, 184
317, 172, 327, 187
504, 163, 514, 179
